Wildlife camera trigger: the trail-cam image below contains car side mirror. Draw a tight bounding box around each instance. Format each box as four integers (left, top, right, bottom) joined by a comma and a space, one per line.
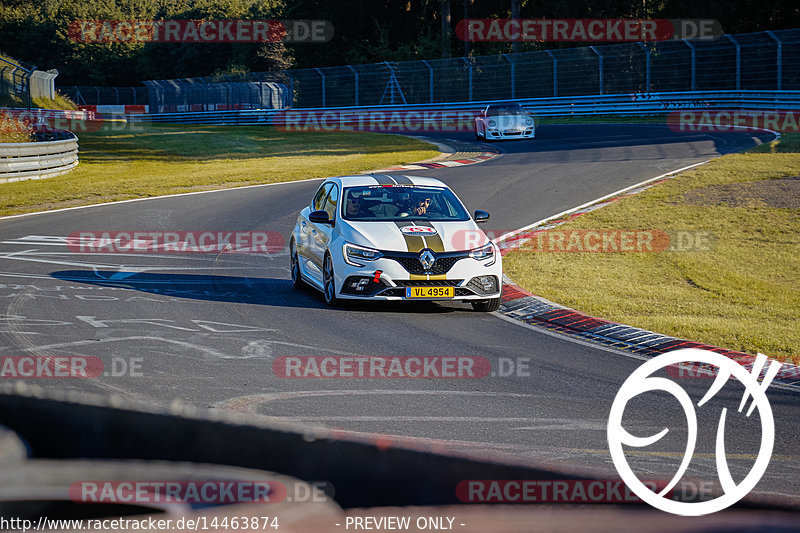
474, 210, 490, 223
309, 210, 332, 224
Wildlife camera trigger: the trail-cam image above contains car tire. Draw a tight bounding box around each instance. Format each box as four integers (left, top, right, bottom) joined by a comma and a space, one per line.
322, 252, 338, 306
290, 239, 305, 289
471, 297, 501, 312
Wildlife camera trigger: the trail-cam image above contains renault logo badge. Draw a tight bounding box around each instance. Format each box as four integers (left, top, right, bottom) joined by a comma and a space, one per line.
419, 249, 435, 271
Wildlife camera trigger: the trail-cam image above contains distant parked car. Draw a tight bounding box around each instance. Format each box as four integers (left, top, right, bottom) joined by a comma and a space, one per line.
475, 103, 535, 141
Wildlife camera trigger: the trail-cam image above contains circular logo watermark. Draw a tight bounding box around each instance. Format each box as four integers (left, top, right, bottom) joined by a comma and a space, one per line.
607, 348, 782, 516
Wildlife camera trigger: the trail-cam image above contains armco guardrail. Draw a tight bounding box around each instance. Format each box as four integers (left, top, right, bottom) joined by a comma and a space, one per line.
0, 132, 79, 183
126, 90, 800, 125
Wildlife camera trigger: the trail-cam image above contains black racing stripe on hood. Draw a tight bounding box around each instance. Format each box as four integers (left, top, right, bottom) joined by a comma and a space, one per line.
371, 174, 394, 185
387, 174, 413, 185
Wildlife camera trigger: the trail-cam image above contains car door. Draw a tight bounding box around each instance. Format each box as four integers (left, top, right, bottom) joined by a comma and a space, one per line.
305, 182, 338, 285
300, 182, 332, 285
312, 182, 339, 269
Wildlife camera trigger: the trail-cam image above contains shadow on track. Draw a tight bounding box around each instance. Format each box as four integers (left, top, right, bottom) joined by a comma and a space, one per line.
50, 270, 463, 314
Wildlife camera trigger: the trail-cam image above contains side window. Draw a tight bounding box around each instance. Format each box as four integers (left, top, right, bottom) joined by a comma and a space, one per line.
322, 184, 339, 220
312, 183, 331, 211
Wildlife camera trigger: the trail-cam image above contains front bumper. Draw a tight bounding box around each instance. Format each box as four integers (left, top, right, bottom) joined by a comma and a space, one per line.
486, 128, 535, 140
333, 254, 503, 301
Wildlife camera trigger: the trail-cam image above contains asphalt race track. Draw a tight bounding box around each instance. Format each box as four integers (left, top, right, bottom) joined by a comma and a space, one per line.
1, 124, 798, 507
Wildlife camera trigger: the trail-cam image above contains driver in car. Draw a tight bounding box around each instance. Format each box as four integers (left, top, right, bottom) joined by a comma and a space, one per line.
345, 193, 373, 218
401, 193, 431, 217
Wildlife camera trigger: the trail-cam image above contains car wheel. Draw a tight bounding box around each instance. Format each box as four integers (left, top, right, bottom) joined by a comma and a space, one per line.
471, 297, 500, 312
322, 253, 338, 306
290, 239, 305, 289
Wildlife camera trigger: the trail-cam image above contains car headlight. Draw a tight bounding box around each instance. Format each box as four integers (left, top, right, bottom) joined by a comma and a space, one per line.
343, 242, 383, 266
469, 242, 495, 265
487, 120, 496, 128
525, 117, 533, 126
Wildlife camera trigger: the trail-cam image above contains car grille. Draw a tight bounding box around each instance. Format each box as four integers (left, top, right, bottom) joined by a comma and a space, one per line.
394, 279, 463, 287
383, 252, 469, 275
379, 279, 463, 297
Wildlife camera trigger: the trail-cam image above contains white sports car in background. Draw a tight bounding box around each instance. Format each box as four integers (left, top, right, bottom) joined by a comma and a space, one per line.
475, 103, 535, 141
290, 174, 503, 311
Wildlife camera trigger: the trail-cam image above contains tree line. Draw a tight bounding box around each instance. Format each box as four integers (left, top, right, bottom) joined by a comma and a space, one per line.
0, 0, 798, 86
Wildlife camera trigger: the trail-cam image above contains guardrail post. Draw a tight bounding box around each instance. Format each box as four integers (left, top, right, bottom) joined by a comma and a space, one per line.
286, 73, 294, 107
462, 57, 473, 101
590, 46, 603, 95
0, 67, 7, 97
546, 50, 557, 97
766, 30, 782, 90
502, 54, 515, 99
682, 39, 696, 91
725, 35, 741, 91
637, 42, 651, 92
422, 60, 434, 103
347, 65, 359, 106
22, 70, 32, 109
314, 68, 326, 108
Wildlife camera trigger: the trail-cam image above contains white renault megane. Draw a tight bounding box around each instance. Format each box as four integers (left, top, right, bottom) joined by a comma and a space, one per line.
290, 174, 503, 311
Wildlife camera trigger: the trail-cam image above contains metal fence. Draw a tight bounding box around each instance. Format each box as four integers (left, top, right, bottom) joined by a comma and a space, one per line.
63, 86, 149, 106
59, 28, 800, 110
1, 56, 59, 107
1, 57, 33, 108
143, 78, 290, 113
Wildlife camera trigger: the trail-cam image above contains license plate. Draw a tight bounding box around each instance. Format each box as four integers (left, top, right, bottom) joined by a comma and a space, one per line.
405, 286, 454, 299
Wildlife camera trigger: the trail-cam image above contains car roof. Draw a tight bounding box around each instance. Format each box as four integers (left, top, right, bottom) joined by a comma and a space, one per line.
326, 175, 447, 189
487, 103, 523, 109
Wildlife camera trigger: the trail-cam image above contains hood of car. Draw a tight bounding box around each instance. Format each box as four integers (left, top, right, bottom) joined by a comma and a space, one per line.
342, 220, 489, 253
485, 115, 532, 129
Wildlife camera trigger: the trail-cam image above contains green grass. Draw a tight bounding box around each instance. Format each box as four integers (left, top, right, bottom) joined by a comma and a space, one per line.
504, 133, 800, 363
0, 123, 439, 215
32, 92, 79, 110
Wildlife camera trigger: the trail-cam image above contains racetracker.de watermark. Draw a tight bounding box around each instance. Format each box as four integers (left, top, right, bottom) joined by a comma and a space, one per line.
668, 110, 800, 133
67, 231, 285, 254
273, 356, 492, 378
0, 355, 142, 379
272, 110, 478, 133
453, 229, 715, 253
456, 479, 718, 503
68, 19, 333, 43
455, 19, 722, 42
667, 362, 800, 381
70, 481, 282, 504
0, 110, 141, 135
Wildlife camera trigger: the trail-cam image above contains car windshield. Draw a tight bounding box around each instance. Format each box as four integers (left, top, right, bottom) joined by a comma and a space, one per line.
486, 104, 526, 117
342, 185, 470, 221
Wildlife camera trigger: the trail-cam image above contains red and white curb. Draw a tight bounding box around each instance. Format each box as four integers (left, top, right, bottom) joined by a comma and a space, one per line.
377, 152, 498, 172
